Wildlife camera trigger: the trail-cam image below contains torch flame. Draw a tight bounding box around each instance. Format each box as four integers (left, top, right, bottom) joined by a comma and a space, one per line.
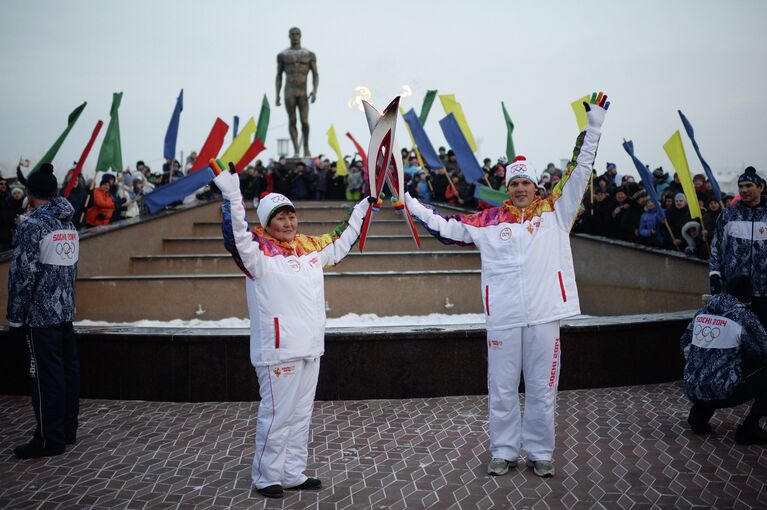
347, 86, 372, 112
400, 85, 412, 98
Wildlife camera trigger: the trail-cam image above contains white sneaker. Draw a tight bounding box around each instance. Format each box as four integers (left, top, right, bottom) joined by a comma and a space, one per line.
525, 458, 555, 477
487, 457, 518, 476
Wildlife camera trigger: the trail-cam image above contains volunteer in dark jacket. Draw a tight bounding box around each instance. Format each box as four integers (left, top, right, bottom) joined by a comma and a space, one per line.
7, 164, 80, 459
680, 276, 767, 444
710, 167, 767, 326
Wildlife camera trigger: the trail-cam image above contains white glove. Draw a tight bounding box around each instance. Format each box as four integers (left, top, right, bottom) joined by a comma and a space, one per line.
213, 170, 241, 198
584, 91, 610, 132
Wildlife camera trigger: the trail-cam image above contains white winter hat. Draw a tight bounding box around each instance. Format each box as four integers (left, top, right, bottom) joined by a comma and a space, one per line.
256, 193, 295, 226
505, 155, 538, 186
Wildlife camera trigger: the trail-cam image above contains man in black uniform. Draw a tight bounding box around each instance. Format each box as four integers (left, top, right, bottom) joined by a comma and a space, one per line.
8, 163, 80, 459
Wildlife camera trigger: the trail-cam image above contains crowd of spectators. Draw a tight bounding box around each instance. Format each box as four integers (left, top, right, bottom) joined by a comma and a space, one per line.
0, 149, 738, 260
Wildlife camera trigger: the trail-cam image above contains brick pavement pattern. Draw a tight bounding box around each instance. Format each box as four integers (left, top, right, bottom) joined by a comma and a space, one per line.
1, 382, 766, 509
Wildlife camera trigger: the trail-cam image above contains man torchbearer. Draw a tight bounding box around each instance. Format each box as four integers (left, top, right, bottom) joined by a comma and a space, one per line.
276, 27, 318, 158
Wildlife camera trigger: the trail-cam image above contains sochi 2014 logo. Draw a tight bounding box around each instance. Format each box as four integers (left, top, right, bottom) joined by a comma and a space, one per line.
693, 324, 721, 342
499, 227, 511, 241
55, 241, 75, 260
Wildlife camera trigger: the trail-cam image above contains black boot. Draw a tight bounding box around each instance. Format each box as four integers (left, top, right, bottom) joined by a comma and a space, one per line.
13, 441, 65, 459
286, 477, 322, 490
688, 405, 713, 434
256, 484, 284, 498
734, 421, 767, 445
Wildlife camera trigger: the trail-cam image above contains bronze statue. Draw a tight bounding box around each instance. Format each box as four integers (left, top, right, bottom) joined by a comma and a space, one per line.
276, 27, 318, 157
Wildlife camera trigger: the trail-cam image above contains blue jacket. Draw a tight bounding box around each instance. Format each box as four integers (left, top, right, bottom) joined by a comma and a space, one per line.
7, 197, 79, 327
638, 208, 665, 238
710, 197, 767, 296
680, 293, 767, 401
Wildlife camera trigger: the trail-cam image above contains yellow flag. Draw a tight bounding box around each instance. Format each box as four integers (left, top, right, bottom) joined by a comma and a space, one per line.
439, 94, 477, 152
220, 117, 256, 166
663, 130, 702, 220
571, 95, 590, 131
326, 125, 348, 176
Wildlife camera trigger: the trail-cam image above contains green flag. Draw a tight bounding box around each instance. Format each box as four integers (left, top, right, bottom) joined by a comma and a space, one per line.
29, 102, 87, 174
96, 92, 124, 173
418, 89, 438, 125
502, 101, 515, 162
255, 94, 270, 144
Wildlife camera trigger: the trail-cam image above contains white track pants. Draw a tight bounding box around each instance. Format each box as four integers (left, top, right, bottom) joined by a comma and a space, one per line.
487, 321, 561, 462
252, 358, 319, 489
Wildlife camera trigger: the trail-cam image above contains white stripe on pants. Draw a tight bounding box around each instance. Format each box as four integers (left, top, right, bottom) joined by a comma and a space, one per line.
487, 321, 561, 462
252, 357, 319, 489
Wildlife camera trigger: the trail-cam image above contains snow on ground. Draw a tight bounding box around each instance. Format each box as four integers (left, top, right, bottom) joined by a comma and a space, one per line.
75, 313, 487, 329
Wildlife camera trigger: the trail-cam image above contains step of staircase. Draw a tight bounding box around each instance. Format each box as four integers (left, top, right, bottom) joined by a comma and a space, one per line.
194, 219, 430, 237
162, 235, 470, 254
76, 270, 483, 321
130, 250, 481, 274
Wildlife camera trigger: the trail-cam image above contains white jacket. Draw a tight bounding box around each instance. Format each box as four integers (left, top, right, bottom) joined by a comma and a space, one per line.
405, 127, 601, 330
222, 190, 369, 366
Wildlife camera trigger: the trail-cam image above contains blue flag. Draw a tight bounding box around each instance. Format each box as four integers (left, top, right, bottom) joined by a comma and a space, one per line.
143, 166, 214, 214
403, 108, 443, 170
622, 140, 661, 210
439, 113, 484, 183
678, 110, 721, 201
233, 115, 240, 141
163, 89, 183, 160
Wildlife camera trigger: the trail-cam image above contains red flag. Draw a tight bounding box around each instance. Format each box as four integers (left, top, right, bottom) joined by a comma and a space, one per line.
63, 120, 104, 198
189, 118, 229, 173
345, 131, 368, 169
234, 138, 266, 173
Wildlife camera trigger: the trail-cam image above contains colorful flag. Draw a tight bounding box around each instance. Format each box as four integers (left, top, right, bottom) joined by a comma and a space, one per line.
30, 101, 87, 174
345, 131, 367, 169
220, 117, 255, 166
189, 118, 229, 173
473, 184, 508, 207
403, 108, 443, 170
439, 94, 477, 152
419, 90, 438, 125
233, 116, 240, 140
678, 110, 721, 202
144, 167, 215, 214
255, 94, 270, 143
502, 101, 516, 162
570, 95, 590, 132
663, 130, 702, 220
235, 138, 266, 173
63, 120, 103, 198
163, 89, 184, 161
622, 140, 661, 210
399, 107, 427, 172
439, 113, 484, 183
326, 125, 347, 176
95, 92, 124, 173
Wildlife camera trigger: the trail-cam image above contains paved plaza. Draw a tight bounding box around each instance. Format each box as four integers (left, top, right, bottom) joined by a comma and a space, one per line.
1, 382, 766, 509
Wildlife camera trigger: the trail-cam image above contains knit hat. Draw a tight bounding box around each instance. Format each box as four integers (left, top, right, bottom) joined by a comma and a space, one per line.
674, 193, 686, 202
257, 192, 295, 226
738, 166, 764, 187
632, 189, 648, 201
505, 155, 537, 186
100, 174, 114, 186
606, 162, 616, 171
726, 275, 753, 303
652, 167, 667, 179
26, 163, 57, 199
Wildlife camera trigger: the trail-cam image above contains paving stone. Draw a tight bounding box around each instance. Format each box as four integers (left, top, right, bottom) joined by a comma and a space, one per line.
1, 382, 766, 509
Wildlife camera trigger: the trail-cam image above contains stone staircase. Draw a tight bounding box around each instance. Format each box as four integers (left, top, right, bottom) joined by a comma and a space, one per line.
74, 201, 483, 321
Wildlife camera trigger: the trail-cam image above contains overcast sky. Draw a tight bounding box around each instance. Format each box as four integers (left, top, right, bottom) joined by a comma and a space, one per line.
1, 0, 765, 188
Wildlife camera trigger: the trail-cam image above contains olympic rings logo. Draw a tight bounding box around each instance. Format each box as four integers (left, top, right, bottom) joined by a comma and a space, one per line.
55, 241, 75, 260
693, 324, 721, 342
